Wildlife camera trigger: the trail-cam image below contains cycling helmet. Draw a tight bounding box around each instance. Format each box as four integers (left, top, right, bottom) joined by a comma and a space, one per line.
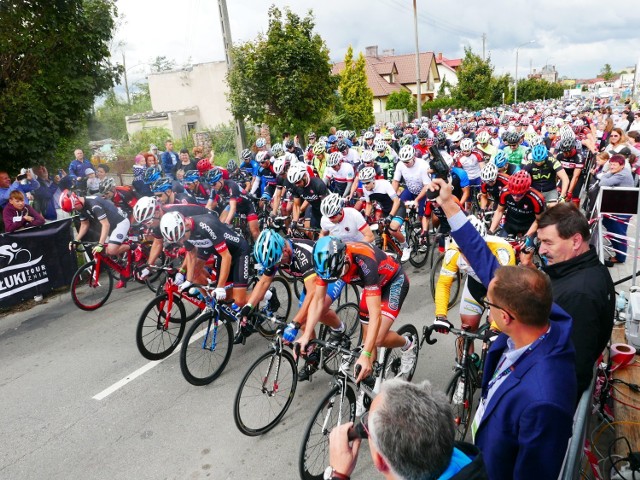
382, 131, 393, 141
336, 130, 344, 139
253, 229, 285, 271
493, 150, 508, 169
271, 143, 284, 157
313, 142, 326, 156
98, 177, 115, 194
143, 165, 162, 184
436, 131, 447, 145
480, 163, 498, 183
150, 178, 172, 193
559, 138, 575, 153
399, 135, 413, 147
361, 150, 376, 163
203, 168, 223, 185
531, 144, 549, 163
359, 166, 376, 182
196, 158, 213, 175
159, 211, 186, 242
256, 151, 271, 164
529, 135, 544, 147
320, 193, 344, 218
374, 140, 387, 153
417, 130, 429, 139
256, 138, 267, 148
559, 125, 576, 142
504, 131, 520, 145
308, 132, 316, 140
460, 138, 474, 152
241, 149, 252, 161
508, 170, 532, 195
283, 152, 298, 164
467, 215, 487, 238
284, 139, 294, 150
450, 131, 463, 142
336, 140, 348, 152
327, 152, 342, 168
399, 145, 415, 163
445, 121, 456, 130
476, 131, 490, 144
363, 131, 375, 140
312, 236, 346, 282
59, 189, 82, 212
226, 159, 238, 172
133, 196, 158, 224
287, 162, 307, 184
273, 157, 288, 175
183, 170, 200, 183
478, 119, 487, 127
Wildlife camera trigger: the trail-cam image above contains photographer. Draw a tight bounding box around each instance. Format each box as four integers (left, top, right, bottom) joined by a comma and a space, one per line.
0, 169, 40, 209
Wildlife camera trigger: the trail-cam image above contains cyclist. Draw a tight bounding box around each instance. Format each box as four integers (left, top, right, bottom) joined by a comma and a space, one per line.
239, 149, 259, 179
493, 149, 517, 175
319, 193, 375, 243
457, 138, 484, 187
150, 177, 197, 206
250, 151, 278, 202
304, 236, 414, 383
555, 137, 585, 207
61, 190, 131, 288
244, 230, 347, 379
489, 170, 546, 241
205, 168, 260, 241
361, 130, 375, 151
479, 162, 509, 212
99, 177, 136, 219
336, 139, 361, 167
311, 142, 328, 178
413, 129, 431, 157
374, 139, 395, 181
346, 150, 383, 211
392, 145, 431, 240
501, 131, 528, 170
182, 169, 209, 205
288, 162, 328, 234
432, 215, 516, 340
522, 144, 569, 206
476, 130, 497, 161
159, 210, 250, 306
285, 139, 304, 162
323, 152, 355, 198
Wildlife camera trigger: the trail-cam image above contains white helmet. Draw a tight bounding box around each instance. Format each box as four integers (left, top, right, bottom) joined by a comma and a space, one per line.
374, 139, 387, 152
284, 151, 298, 164
160, 211, 186, 242
450, 131, 463, 142
327, 152, 342, 167
559, 125, 575, 142
133, 196, 158, 224
320, 193, 344, 217
359, 166, 376, 182
480, 163, 498, 183
363, 131, 375, 140
273, 158, 288, 175
530, 135, 544, 147
271, 143, 284, 157
476, 131, 490, 144
287, 162, 307, 184
361, 150, 376, 163
460, 138, 474, 152
256, 151, 270, 164
256, 138, 267, 148
399, 145, 415, 163
467, 215, 486, 237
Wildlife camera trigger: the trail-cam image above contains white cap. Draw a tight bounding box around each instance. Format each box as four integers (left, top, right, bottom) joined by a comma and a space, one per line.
85, 168, 95, 175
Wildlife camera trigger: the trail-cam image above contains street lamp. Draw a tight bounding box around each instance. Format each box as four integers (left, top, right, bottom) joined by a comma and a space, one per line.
413, 0, 422, 119
514, 40, 535, 105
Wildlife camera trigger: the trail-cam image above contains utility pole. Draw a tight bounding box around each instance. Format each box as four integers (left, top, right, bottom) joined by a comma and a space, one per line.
122, 51, 131, 105
413, 0, 422, 119
482, 33, 486, 61
218, 0, 246, 153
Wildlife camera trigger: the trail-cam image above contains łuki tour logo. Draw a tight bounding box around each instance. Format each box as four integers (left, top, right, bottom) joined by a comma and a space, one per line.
0, 243, 49, 299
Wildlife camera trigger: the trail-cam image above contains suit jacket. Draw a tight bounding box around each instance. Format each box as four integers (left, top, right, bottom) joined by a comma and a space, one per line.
450, 216, 577, 480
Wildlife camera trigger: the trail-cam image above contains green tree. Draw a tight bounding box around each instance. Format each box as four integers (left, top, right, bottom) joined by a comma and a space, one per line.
149, 56, 176, 73
600, 63, 615, 81
437, 75, 452, 97
514, 78, 564, 102
90, 83, 152, 140
227, 6, 337, 138
490, 74, 513, 105
0, 0, 121, 172
339, 47, 374, 131
450, 47, 494, 110
386, 90, 417, 114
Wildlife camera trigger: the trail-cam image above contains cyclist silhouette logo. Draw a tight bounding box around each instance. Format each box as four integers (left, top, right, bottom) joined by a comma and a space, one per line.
0, 243, 34, 271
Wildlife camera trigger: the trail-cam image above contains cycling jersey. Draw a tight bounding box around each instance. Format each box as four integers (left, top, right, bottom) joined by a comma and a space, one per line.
481, 173, 510, 203
503, 145, 529, 167
477, 143, 497, 160
185, 183, 209, 205
393, 158, 431, 195
497, 187, 546, 235
362, 179, 399, 216
376, 154, 395, 181
79, 196, 127, 230
112, 186, 137, 217
354, 162, 384, 179
150, 204, 209, 239
211, 179, 257, 220
262, 238, 315, 280
451, 167, 470, 201
320, 207, 367, 242
341, 149, 361, 166
323, 162, 355, 196
413, 142, 430, 157
457, 150, 484, 182
312, 155, 327, 178
424, 197, 461, 229
522, 158, 564, 193
240, 159, 259, 178
251, 165, 278, 198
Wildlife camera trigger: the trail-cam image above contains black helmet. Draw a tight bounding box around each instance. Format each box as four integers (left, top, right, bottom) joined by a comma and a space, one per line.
504, 131, 520, 145
336, 139, 348, 152
436, 131, 447, 145
241, 149, 252, 161
560, 138, 575, 152
226, 159, 238, 172
285, 139, 295, 149
417, 130, 428, 139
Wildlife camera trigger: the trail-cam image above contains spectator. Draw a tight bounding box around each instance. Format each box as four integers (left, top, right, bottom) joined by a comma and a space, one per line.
32, 165, 60, 221
85, 168, 100, 195
328, 379, 487, 480
161, 140, 179, 179
172, 148, 196, 178
0, 170, 40, 209
3, 190, 45, 233
68, 149, 94, 180
96, 164, 110, 182
149, 144, 160, 164
132, 154, 151, 197
628, 112, 640, 133
192, 146, 204, 161
145, 151, 158, 167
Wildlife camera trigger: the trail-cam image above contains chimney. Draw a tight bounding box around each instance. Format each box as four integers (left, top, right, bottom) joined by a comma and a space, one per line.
437, 52, 443, 61
382, 48, 395, 57
365, 45, 379, 58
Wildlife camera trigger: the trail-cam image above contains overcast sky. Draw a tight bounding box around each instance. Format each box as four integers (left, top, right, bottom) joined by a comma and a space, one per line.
114, 0, 640, 90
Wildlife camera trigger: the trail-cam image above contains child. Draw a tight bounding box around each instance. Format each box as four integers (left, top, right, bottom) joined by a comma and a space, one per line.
85, 168, 100, 194
3, 190, 45, 233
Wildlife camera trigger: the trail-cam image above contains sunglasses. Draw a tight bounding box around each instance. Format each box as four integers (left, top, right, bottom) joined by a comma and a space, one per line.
361, 180, 374, 185
480, 296, 512, 318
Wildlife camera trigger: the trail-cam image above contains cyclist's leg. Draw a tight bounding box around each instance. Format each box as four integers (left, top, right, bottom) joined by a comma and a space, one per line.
389, 203, 407, 245
231, 253, 249, 306
458, 277, 485, 356
106, 219, 131, 256
375, 273, 411, 349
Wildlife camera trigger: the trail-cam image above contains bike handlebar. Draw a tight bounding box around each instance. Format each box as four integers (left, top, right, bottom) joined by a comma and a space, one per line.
422, 323, 497, 346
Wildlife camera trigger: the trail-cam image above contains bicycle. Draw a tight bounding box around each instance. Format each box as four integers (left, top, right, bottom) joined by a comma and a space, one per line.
403, 201, 431, 268
233, 302, 360, 437
298, 322, 420, 480
422, 322, 497, 441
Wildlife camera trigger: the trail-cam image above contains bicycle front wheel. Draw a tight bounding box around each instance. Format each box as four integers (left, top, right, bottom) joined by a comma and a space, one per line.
256, 276, 292, 338
408, 225, 430, 267
381, 323, 419, 382
299, 384, 356, 480
446, 369, 474, 441
136, 293, 186, 360
179, 314, 233, 386
336, 283, 360, 306
233, 349, 297, 436
70, 261, 114, 311
429, 254, 462, 309
321, 303, 362, 376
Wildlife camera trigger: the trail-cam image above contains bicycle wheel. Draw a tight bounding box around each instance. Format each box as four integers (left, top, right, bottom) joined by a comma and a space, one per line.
320, 303, 361, 375
299, 384, 357, 480
70, 261, 114, 311
136, 293, 186, 360
233, 349, 297, 436
446, 369, 474, 441
381, 323, 419, 382
180, 313, 234, 386
429, 254, 462, 309
257, 277, 292, 338
408, 224, 430, 268
336, 283, 360, 307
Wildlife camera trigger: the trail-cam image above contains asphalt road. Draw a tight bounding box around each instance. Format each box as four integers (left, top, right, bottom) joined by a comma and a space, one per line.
0, 261, 459, 480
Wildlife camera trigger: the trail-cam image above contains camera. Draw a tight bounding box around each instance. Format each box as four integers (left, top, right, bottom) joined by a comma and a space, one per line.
426, 146, 451, 199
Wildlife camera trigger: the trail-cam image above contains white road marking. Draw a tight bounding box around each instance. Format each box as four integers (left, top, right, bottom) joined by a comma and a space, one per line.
92, 326, 211, 401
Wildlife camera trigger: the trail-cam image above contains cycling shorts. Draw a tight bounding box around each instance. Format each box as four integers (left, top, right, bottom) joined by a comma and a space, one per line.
459, 276, 486, 316
399, 189, 426, 216
223, 201, 258, 222
196, 251, 250, 288
298, 279, 345, 308
304, 208, 322, 229
359, 272, 409, 323
108, 219, 130, 245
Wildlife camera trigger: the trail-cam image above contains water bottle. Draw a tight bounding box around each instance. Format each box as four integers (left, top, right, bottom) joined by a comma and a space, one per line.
230, 302, 241, 318
283, 322, 299, 342
470, 353, 481, 369
264, 289, 273, 302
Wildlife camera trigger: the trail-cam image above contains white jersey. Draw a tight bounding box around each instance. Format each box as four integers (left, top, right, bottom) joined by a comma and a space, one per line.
342, 149, 361, 166
458, 151, 483, 181
323, 162, 355, 185
320, 207, 367, 242
393, 157, 431, 195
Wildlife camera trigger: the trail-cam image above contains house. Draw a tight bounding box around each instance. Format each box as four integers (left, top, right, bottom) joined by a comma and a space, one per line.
434, 52, 461, 96
332, 46, 443, 114
125, 61, 233, 139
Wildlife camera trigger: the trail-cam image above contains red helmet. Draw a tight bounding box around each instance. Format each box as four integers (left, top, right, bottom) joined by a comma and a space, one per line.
508, 171, 532, 196
196, 158, 213, 175
59, 189, 82, 212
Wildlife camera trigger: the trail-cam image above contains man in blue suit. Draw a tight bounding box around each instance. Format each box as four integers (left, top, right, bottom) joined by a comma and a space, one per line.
429, 178, 577, 480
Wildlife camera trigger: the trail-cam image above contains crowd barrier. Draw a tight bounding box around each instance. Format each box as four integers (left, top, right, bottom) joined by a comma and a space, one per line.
0, 219, 77, 308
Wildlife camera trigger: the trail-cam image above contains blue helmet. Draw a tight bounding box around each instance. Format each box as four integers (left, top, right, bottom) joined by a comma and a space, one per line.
493, 150, 508, 169
203, 168, 223, 185
312, 236, 346, 282
253, 229, 285, 271
150, 178, 172, 193
144, 165, 162, 184
183, 169, 200, 183
531, 144, 549, 163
